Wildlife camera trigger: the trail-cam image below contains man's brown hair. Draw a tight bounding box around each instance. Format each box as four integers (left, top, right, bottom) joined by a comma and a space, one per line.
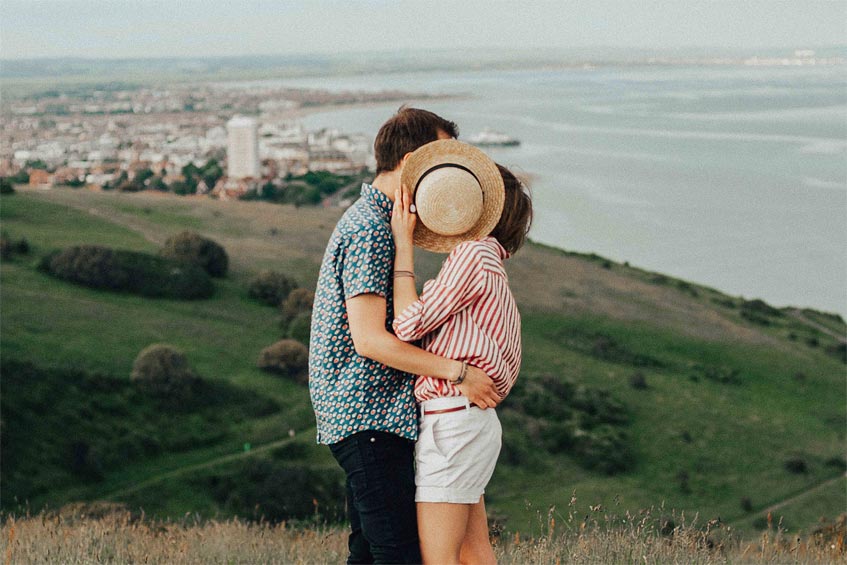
490, 164, 533, 255
374, 106, 458, 175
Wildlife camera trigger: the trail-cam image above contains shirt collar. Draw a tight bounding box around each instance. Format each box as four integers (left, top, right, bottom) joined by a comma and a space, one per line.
482, 235, 511, 260
361, 183, 393, 222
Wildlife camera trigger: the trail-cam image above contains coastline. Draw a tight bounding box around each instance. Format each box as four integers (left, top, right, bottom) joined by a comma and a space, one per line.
271, 92, 468, 121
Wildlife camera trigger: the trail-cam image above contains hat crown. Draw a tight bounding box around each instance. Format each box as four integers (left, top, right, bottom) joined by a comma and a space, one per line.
400, 138, 505, 253
415, 167, 483, 236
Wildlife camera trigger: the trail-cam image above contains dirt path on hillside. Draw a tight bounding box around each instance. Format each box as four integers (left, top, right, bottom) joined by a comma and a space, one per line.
83, 205, 167, 246
787, 309, 847, 344
729, 472, 847, 526
100, 433, 316, 501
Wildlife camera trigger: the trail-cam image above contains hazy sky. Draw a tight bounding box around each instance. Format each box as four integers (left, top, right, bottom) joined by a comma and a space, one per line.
1, 0, 844, 60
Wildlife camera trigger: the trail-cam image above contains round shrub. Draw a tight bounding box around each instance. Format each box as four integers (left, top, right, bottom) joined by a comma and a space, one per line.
15, 237, 30, 254
573, 424, 633, 475
571, 385, 628, 427
257, 339, 309, 383
160, 231, 228, 277
249, 270, 296, 306
40, 245, 127, 289
629, 372, 648, 390
513, 374, 575, 421
287, 311, 312, 345
784, 457, 808, 474
68, 440, 104, 481
131, 344, 199, 399
280, 288, 314, 324
540, 419, 579, 453
39, 245, 213, 299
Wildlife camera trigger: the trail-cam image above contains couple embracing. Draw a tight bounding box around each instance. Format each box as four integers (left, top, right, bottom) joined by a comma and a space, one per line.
309, 107, 532, 564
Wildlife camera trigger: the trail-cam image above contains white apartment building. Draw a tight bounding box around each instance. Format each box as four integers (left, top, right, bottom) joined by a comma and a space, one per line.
226, 116, 259, 179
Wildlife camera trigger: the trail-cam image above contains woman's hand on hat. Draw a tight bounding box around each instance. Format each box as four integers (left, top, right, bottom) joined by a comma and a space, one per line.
391, 184, 416, 251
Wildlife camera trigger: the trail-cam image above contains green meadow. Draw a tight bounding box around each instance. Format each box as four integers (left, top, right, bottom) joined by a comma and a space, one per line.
1, 187, 844, 541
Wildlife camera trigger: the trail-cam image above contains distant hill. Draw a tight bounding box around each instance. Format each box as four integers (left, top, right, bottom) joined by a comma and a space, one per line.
1, 186, 844, 539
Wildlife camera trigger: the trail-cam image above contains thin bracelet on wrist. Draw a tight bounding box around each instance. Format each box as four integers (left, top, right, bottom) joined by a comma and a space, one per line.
451, 361, 468, 385
393, 270, 415, 279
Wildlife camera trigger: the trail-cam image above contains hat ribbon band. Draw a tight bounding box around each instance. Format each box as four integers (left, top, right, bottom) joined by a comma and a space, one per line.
414, 163, 484, 202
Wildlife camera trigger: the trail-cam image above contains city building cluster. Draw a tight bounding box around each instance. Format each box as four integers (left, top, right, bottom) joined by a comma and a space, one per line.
0, 83, 435, 199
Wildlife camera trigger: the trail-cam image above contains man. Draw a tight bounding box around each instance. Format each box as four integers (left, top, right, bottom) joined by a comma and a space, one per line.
309, 107, 501, 564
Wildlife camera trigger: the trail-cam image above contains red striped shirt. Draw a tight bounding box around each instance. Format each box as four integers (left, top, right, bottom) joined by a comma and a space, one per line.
392, 236, 522, 402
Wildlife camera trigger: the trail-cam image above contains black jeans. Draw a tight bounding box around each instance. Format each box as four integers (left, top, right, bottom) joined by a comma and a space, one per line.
329, 430, 422, 564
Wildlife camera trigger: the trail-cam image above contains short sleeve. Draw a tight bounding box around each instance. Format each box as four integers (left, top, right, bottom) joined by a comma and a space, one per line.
340, 226, 393, 300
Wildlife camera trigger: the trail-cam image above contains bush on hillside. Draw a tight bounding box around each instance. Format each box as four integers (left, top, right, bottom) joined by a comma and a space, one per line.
0, 178, 15, 194
507, 374, 633, 474
39, 245, 213, 299
287, 311, 312, 345
15, 237, 30, 254
68, 440, 104, 481
257, 339, 309, 383
784, 457, 808, 474
280, 288, 314, 324
690, 364, 741, 385
629, 371, 648, 389
0, 231, 26, 260
203, 458, 344, 523
570, 385, 628, 427
511, 374, 575, 421
740, 298, 783, 325
825, 342, 847, 364
160, 231, 228, 277
825, 456, 847, 471
131, 344, 200, 400
248, 270, 296, 306
574, 424, 633, 475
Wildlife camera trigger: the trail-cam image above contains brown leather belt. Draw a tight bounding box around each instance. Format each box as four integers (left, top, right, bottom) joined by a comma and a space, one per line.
423, 405, 468, 416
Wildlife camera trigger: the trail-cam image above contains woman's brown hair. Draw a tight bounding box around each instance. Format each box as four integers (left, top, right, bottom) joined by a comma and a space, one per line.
490, 164, 533, 255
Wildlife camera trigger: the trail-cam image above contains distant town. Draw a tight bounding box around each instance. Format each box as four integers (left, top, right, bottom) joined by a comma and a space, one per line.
1, 47, 841, 204
0, 82, 447, 204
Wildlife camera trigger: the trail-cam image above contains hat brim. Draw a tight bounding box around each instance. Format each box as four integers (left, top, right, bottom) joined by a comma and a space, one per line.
400, 139, 504, 253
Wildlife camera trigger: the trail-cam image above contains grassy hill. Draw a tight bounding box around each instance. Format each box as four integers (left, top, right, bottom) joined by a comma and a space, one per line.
1, 186, 844, 540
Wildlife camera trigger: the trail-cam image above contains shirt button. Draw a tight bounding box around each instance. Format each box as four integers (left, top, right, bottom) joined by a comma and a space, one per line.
370, 437, 376, 443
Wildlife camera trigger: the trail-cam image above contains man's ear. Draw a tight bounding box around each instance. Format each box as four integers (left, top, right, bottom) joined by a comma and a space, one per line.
399, 152, 414, 169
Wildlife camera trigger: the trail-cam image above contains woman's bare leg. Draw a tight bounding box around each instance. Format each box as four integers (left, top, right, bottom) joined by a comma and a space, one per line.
459, 497, 496, 565
417, 501, 471, 565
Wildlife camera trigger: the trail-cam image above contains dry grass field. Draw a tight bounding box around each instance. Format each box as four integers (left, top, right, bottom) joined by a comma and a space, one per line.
2, 503, 844, 564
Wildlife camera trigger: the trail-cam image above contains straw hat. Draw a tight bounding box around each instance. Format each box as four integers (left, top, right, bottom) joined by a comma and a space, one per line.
400, 139, 504, 253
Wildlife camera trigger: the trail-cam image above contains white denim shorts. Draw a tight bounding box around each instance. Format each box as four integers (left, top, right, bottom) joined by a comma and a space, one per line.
415, 396, 503, 504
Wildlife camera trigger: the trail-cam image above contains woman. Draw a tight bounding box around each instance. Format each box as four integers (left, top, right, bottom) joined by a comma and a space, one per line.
390, 156, 532, 565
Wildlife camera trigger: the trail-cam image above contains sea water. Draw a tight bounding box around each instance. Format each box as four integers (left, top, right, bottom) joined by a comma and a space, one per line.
240, 65, 847, 315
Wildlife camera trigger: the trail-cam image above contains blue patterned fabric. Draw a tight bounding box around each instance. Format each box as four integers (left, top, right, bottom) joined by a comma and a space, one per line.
309, 183, 417, 445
